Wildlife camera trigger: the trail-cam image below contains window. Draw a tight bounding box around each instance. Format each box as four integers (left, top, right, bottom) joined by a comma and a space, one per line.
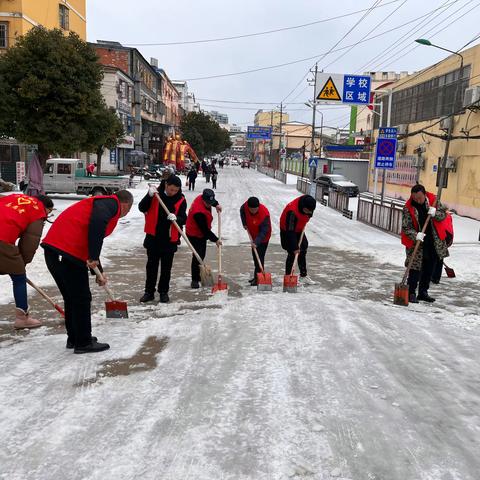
45, 164, 54, 174
59, 4, 69, 31
0, 22, 7, 49
57, 163, 71, 174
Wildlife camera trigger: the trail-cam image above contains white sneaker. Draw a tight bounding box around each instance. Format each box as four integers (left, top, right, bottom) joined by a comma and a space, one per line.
299, 275, 316, 285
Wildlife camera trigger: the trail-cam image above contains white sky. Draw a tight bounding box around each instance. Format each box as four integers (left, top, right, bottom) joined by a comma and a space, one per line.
86, 0, 480, 129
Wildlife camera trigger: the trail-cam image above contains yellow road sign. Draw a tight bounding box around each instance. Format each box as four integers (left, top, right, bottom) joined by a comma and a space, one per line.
317, 76, 341, 101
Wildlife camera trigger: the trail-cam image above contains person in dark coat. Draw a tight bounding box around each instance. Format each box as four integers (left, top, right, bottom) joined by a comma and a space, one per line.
240, 197, 271, 286
42, 190, 133, 354
280, 195, 316, 284
185, 189, 222, 289
138, 175, 187, 304
187, 168, 198, 191
0, 194, 53, 329
201, 160, 207, 177
211, 164, 218, 189
204, 163, 211, 183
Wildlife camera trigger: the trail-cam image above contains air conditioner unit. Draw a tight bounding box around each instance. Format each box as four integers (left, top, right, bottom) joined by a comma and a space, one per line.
445, 156, 457, 172
397, 140, 406, 153
440, 116, 452, 131
463, 86, 480, 109
412, 156, 425, 168
413, 145, 426, 154
396, 124, 408, 136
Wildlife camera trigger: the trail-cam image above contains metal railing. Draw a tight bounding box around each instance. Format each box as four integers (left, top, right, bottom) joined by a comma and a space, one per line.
296, 177, 310, 194
275, 170, 287, 183
357, 193, 405, 235
328, 189, 353, 219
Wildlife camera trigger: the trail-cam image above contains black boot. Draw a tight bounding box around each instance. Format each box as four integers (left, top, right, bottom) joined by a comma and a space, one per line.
66, 336, 97, 349
417, 292, 436, 303
139, 292, 155, 303
74, 340, 110, 354
191, 280, 200, 289
409, 293, 419, 304
159, 292, 169, 303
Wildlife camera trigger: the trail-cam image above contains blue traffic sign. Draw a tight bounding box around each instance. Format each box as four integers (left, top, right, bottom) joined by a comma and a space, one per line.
342, 75, 371, 105
309, 156, 319, 168
375, 138, 397, 169
378, 127, 397, 139
247, 126, 272, 140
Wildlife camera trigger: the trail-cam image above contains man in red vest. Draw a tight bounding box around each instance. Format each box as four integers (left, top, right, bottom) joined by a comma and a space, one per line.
138, 175, 187, 303
0, 193, 54, 329
280, 194, 317, 285
185, 188, 222, 289
240, 196, 271, 286
42, 190, 133, 353
401, 184, 449, 303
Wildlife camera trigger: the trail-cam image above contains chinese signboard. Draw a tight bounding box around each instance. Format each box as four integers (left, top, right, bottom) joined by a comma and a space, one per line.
375, 127, 398, 170
316, 73, 371, 105
247, 126, 272, 140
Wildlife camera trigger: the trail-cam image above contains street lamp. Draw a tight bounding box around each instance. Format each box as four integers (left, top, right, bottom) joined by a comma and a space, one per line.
305, 101, 324, 180
415, 39, 464, 202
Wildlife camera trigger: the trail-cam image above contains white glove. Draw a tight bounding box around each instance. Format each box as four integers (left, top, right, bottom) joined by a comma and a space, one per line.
148, 186, 157, 197
416, 232, 425, 242
167, 213, 177, 222
428, 206, 436, 217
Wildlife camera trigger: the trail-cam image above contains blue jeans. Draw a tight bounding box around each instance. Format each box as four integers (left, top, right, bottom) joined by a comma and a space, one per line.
9, 274, 28, 311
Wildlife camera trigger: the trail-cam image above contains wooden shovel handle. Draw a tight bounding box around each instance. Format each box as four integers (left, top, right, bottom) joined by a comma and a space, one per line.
290, 228, 306, 276
217, 211, 222, 277
92, 266, 115, 301
247, 231, 265, 274
26, 278, 65, 317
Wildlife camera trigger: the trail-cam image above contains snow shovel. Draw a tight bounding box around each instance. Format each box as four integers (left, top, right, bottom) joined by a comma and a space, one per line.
153, 190, 213, 286
212, 211, 228, 294
444, 263, 456, 278
26, 278, 65, 318
92, 267, 128, 319
247, 232, 272, 291
283, 228, 306, 293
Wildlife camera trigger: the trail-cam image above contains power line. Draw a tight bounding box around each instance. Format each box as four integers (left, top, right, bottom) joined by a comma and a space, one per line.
123, 0, 403, 47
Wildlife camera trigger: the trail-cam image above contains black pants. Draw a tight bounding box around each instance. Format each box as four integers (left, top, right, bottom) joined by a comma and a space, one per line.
44, 249, 93, 348
281, 231, 308, 276
212, 178, 217, 189
144, 248, 175, 294
251, 243, 268, 275
188, 236, 207, 282
408, 245, 439, 296
188, 180, 195, 191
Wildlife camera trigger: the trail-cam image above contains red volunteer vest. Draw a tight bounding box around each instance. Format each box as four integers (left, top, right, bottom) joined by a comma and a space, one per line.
186, 195, 213, 238
243, 202, 271, 243
280, 197, 311, 233
43, 195, 121, 261
401, 192, 447, 248
144, 194, 185, 243
0, 194, 47, 244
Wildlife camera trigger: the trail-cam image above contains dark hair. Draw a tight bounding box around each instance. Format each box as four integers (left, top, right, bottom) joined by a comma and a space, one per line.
411, 184, 426, 194
116, 190, 134, 205
166, 175, 182, 188
247, 196, 260, 208
35, 194, 54, 210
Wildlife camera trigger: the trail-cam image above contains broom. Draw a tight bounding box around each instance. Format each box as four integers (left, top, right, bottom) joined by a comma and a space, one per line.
92, 267, 128, 318
247, 231, 272, 291
212, 211, 228, 293
26, 278, 65, 318
283, 228, 306, 293
153, 191, 213, 286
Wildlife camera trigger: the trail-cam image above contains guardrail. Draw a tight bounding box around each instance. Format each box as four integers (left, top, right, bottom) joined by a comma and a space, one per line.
275, 170, 287, 184
328, 190, 353, 219
357, 193, 405, 235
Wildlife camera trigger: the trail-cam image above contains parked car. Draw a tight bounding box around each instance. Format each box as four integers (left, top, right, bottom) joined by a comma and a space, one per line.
314, 174, 359, 197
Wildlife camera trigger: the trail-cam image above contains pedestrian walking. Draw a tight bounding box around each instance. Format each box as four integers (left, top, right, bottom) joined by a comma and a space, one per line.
138, 175, 187, 304
280, 195, 316, 285
211, 164, 218, 189
240, 197, 271, 286
204, 163, 211, 183
185, 189, 222, 289
201, 160, 207, 177
187, 167, 198, 191
0, 193, 54, 329
401, 184, 449, 303
41, 190, 133, 353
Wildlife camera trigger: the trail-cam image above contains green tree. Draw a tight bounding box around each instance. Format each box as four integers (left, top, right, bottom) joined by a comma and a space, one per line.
0, 27, 123, 165
180, 111, 232, 159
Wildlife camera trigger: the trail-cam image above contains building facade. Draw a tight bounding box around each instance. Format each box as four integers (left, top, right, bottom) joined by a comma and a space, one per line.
369, 44, 480, 219
207, 110, 228, 125
254, 110, 290, 127
0, 0, 86, 53
172, 81, 197, 114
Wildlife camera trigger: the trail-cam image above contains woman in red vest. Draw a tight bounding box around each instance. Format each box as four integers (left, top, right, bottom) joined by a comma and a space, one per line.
280, 195, 317, 284
0, 193, 53, 329
185, 188, 222, 288
138, 175, 187, 304
41, 190, 133, 354
240, 196, 271, 286
401, 184, 449, 303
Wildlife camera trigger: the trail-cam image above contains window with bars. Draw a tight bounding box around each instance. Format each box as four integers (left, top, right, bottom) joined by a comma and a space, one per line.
59, 4, 70, 31
0, 22, 8, 48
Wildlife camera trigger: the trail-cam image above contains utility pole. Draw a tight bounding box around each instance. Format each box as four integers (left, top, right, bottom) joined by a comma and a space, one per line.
269, 109, 274, 167
309, 64, 318, 183
278, 102, 283, 171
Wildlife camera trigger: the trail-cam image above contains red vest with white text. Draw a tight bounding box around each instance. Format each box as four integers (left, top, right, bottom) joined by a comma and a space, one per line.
186, 195, 213, 238
144, 194, 185, 242
243, 202, 271, 243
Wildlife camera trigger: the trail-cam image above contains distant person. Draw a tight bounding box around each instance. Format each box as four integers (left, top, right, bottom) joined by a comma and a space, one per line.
86, 163, 97, 176
204, 163, 211, 183
187, 167, 198, 191
211, 164, 218, 189
432, 211, 454, 284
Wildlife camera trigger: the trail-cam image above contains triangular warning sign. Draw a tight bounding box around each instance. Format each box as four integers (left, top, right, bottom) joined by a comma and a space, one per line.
317, 76, 341, 101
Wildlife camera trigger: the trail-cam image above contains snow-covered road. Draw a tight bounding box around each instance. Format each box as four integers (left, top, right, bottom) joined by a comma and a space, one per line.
1, 167, 479, 480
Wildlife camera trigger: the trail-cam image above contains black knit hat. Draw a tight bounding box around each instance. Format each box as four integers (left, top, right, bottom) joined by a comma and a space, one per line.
302, 195, 316, 212
166, 175, 182, 188
247, 196, 260, 208
202, 188, 216, 205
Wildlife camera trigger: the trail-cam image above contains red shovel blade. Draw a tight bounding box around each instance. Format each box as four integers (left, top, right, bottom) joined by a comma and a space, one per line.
212, 276, 228, 294
444, 265, 456, 278
257, 272, 272, 291
283, 274, 298, 293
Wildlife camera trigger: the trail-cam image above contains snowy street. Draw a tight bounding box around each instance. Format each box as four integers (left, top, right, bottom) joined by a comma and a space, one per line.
1, 167, 480, 480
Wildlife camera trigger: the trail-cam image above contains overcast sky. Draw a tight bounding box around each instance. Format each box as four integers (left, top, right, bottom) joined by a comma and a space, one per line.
87, 0, 480, 130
